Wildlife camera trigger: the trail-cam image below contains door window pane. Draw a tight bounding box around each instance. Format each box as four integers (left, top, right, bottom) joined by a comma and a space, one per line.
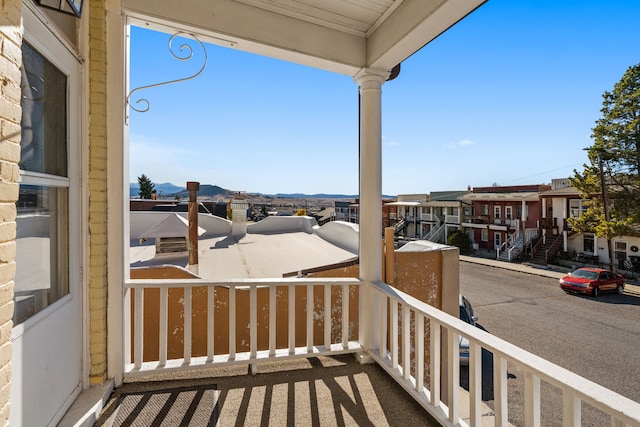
15, 42, 70, 324
20, 42, 67, 176
14, 185, 69, 324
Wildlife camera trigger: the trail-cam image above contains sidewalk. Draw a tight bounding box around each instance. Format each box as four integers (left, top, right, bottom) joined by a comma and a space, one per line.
460, 253, 640, 296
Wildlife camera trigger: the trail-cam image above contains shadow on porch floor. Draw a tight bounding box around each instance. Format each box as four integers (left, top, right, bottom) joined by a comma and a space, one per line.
94, 355, 439, 426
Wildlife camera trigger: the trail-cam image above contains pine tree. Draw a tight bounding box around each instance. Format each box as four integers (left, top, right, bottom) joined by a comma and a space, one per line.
570, 63, 640, 240
137, 174, 156, 199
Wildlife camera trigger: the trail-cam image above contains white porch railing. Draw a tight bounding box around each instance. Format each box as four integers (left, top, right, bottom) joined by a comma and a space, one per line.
368, 280, 640, 427
124, 277, 361, 376
421, 213, 434, 221
524, 227, 539, 245
123, 277, 640, 426
445, 214, 460, 225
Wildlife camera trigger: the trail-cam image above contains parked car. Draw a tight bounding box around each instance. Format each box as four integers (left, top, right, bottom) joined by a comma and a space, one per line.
459, 294, 478, 365
559, 267, 625, 297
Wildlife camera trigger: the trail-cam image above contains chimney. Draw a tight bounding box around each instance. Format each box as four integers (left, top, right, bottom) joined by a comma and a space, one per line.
187, 181, 199, 274
231, 192, 249, 237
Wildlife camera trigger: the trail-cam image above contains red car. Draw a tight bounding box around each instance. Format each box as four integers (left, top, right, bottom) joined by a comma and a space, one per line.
559, 268, 625, 297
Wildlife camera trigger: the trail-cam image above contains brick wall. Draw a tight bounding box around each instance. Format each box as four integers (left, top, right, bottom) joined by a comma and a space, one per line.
0, 0, 22, 423
88, 0, 109, 384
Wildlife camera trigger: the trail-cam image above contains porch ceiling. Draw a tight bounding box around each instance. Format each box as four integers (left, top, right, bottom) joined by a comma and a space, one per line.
122, 0, 486, 76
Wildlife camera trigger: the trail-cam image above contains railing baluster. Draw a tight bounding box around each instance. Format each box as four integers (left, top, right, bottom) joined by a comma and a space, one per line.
324, 284, 331, 349
269, 285, 276, 357
391, 299, 399, 369
402, 304, 410, 380
342, 284, 349, 349
430, 320, 441, 406
134, 288, 144, 369
416, 313, 424, 393
207, 285, 214, 361
379, 291, 387, 359
562, 391, 580, 427
469, 341, 482, 427
123, 288, 131, 366
494, 355, 509, 427
229, 285, 236, 359
250, 285, 257, 359
307, 284, 313, 352
289, 284, 295, 355
159, 287, 168, 366
184, 286, 192, 364
447, 327, 460, 424
524, 371, 541, 427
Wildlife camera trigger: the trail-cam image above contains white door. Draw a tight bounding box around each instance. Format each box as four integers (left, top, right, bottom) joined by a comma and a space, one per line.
494, 232, 502, 249
11, 7, 84, 427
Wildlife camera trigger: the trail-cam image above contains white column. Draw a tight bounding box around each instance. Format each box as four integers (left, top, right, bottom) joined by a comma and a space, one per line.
354, 68, 389, 358
107, 1, 126, 386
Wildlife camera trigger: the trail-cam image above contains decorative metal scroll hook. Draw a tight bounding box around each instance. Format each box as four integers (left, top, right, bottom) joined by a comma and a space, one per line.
126, 32, 208, 113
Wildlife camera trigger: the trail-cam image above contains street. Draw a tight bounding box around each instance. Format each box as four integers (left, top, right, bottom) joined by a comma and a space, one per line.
460, 261, 640, 426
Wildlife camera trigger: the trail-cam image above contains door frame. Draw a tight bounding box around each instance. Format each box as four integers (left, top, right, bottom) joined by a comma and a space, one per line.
11, 5, 86, 426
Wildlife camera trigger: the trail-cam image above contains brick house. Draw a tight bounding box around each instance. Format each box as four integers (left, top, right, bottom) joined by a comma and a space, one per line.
460, 185, 550, 258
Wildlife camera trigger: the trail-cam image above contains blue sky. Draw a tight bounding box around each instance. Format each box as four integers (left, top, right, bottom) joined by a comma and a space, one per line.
128, 0, 640, 196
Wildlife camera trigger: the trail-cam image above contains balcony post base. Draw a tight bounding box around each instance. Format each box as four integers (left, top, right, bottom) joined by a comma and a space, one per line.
356, 351, 374, 365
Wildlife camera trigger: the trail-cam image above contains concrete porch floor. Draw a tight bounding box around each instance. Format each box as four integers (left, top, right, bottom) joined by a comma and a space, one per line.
92, 355, 440, 426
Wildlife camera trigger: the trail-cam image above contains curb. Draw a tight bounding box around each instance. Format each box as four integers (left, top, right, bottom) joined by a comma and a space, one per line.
461, 255, 640, 296
625, 284, 640, 296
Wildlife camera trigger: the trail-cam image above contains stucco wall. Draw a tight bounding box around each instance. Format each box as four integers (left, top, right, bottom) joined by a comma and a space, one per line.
0, 0, 22, 422
130, 265, 359, 360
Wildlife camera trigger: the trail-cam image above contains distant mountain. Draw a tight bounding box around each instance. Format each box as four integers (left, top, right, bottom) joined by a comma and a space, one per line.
129, 182, 185, 198
171, 184, 233, 199
274, 193, 396, 199
130, 183, 394, 199
274, 193, 357, 199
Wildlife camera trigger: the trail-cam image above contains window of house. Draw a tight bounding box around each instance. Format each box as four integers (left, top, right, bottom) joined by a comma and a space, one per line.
481, 229, 488, 242
14, 42, 70, 324
570, 199, 589, 218
481, 204, 489, 215
570, 199, 581, 218
505, 206, 512, 219
494, 206, 501, 219
583, 234, 595, 253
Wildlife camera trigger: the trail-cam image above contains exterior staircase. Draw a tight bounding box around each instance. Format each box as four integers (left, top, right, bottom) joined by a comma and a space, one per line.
393, 218, 407, 235
530, 234, 563, 266
424, 223, 446, 243
497, 233, 524, 262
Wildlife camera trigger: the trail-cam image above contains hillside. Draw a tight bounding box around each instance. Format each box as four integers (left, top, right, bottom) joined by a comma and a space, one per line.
130, 182, 371, 200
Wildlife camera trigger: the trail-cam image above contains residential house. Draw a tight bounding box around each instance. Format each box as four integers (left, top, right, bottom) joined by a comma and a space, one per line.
339, 198, 397, 232
333, 200, 351, 222
538, 178, 640, 271
3, 1, 638, 426
420, 190, 472, 244
460, 185, 550, 261
385, 193, 429, 239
